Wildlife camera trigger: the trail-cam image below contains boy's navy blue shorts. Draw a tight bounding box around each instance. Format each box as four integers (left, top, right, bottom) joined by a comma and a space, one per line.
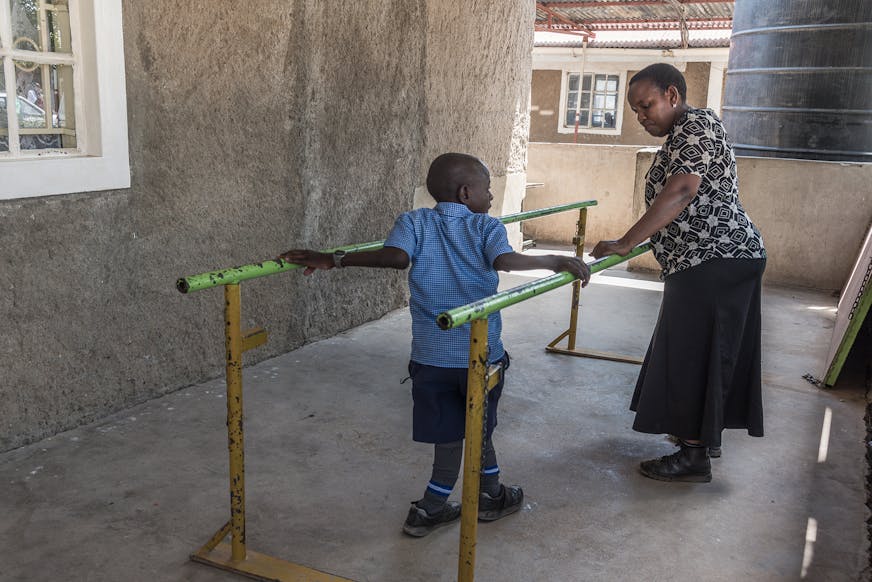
408, 352, 510, 444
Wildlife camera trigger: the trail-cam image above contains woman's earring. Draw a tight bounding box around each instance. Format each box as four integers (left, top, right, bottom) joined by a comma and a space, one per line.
672, 103, 676, 108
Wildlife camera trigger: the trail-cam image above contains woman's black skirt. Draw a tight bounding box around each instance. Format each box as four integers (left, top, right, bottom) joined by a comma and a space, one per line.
631, 257, 766, 446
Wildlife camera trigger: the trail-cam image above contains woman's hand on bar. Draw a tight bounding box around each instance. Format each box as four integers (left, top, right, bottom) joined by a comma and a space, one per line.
591, 239, 633, 259
277, 249, 333, 275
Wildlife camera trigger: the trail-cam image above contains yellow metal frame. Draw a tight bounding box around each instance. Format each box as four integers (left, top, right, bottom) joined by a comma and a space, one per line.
191, 285, 507, 582
191, 283, 353, 582
545, 207, 643, 365
192, 207, 620, 581
458, 319, 504, 582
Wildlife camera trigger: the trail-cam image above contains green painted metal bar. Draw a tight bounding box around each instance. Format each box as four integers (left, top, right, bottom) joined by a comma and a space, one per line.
494, 199, 597, 225
176, 241, 384, 294
437, 243, 652, 330
176, 200, 598, 293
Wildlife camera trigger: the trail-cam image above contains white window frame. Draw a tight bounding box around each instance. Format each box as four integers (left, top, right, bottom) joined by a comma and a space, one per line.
557, 68, 627, 135
0, 0, 129, 200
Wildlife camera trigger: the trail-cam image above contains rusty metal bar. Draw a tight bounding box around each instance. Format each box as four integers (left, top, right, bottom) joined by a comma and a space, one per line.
458, 318, 490, 582
566, 207, 587, 350
224, 284, 246, 561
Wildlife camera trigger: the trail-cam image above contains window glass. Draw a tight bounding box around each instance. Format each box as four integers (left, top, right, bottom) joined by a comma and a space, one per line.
48, 63, 75, 133
11, 0, 72, 54
13, 60, 74, 150
568, 74, 579, 92
0, 62, 7, 152
591, 111, 603, 128
566, 92, 577, 111
7, 1, 76, 151
594, 75, 607, 92
564, 72, 619, 131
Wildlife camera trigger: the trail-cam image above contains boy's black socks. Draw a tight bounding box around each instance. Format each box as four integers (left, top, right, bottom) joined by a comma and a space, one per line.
418, 438, 503, 514
480, 437, 501, 497
418, 440, 463, 515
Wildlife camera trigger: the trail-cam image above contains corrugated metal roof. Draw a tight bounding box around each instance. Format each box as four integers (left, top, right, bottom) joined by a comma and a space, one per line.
535, 1, 734, 44
535, 29, 731, 48
539, 2, 732, 22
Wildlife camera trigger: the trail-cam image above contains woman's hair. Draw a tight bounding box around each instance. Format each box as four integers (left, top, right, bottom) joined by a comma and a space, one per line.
629, 63, 687, 101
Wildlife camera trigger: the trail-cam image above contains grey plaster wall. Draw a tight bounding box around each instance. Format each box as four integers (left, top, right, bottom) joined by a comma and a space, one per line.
0, 0, 536, 451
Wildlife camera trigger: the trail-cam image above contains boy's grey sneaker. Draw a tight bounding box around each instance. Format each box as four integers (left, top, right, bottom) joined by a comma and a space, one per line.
402, 501, 461, 537
478, 484, 524, 522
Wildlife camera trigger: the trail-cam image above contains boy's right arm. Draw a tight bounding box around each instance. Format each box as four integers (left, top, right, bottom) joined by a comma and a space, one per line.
493, 252, 591, 287
278, 248, 410, 275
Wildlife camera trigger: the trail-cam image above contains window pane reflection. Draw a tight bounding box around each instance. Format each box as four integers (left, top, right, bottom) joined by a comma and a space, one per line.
564, 72, 619, 130
0, 63, 7, 152
568, 74, 579, 92
11, 0, 73, 54
567, 92, 577, 111
14, 60, 76, 150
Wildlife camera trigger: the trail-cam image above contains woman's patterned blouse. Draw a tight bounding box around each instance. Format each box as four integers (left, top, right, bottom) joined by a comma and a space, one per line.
645, 107, 766, 278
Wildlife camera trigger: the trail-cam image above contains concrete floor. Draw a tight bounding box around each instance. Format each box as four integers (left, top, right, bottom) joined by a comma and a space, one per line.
1, 255, 869, 582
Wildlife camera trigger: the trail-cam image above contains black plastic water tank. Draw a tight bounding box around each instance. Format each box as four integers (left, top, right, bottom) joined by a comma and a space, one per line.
722, 0, 872, 162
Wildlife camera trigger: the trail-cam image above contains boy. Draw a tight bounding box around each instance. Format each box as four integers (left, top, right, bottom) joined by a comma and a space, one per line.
279, 153, 590, 536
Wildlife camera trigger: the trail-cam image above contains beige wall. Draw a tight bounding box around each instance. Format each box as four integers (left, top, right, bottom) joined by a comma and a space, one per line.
529, 62, 712, 145
528, 144, 872, 290
732, 157, 872, 290
524, 143, 642, 245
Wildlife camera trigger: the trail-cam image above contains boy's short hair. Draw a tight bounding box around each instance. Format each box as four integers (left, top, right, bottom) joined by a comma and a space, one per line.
629, 63, 687, 101
426, 153, 489, 202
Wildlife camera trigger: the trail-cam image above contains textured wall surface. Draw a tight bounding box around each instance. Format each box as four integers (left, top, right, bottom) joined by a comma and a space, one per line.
421, 1, 533, 177
524, 143, 641, 244
0, 0, 536, 451
631, 151, 871, 290
528, 145, 872, 290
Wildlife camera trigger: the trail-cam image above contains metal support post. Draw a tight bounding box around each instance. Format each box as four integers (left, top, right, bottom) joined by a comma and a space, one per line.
191, 286, 350, 581
224, 283, 247, 561
546, 210, 644, 365
566, 207, 587, 350
458, 318, 498, 582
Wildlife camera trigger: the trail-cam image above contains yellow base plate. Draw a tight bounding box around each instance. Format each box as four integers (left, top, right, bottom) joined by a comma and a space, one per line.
546, 345, 643, 365
191, 542, 354, 582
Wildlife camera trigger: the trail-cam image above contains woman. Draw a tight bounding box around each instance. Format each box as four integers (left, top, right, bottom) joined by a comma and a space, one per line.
591, 63, 766, 483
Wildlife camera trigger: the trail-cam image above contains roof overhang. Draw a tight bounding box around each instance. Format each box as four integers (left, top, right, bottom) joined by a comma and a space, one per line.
535, 0, 734, 49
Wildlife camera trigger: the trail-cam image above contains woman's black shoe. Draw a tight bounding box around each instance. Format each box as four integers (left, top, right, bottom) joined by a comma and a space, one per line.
640, 443, 712, 483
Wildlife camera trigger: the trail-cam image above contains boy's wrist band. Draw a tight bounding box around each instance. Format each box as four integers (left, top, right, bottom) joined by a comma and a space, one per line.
332, 250, 346, 268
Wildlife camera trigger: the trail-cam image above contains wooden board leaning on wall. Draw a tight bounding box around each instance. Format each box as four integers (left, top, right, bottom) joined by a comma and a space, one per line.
823, 222, 872, 387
